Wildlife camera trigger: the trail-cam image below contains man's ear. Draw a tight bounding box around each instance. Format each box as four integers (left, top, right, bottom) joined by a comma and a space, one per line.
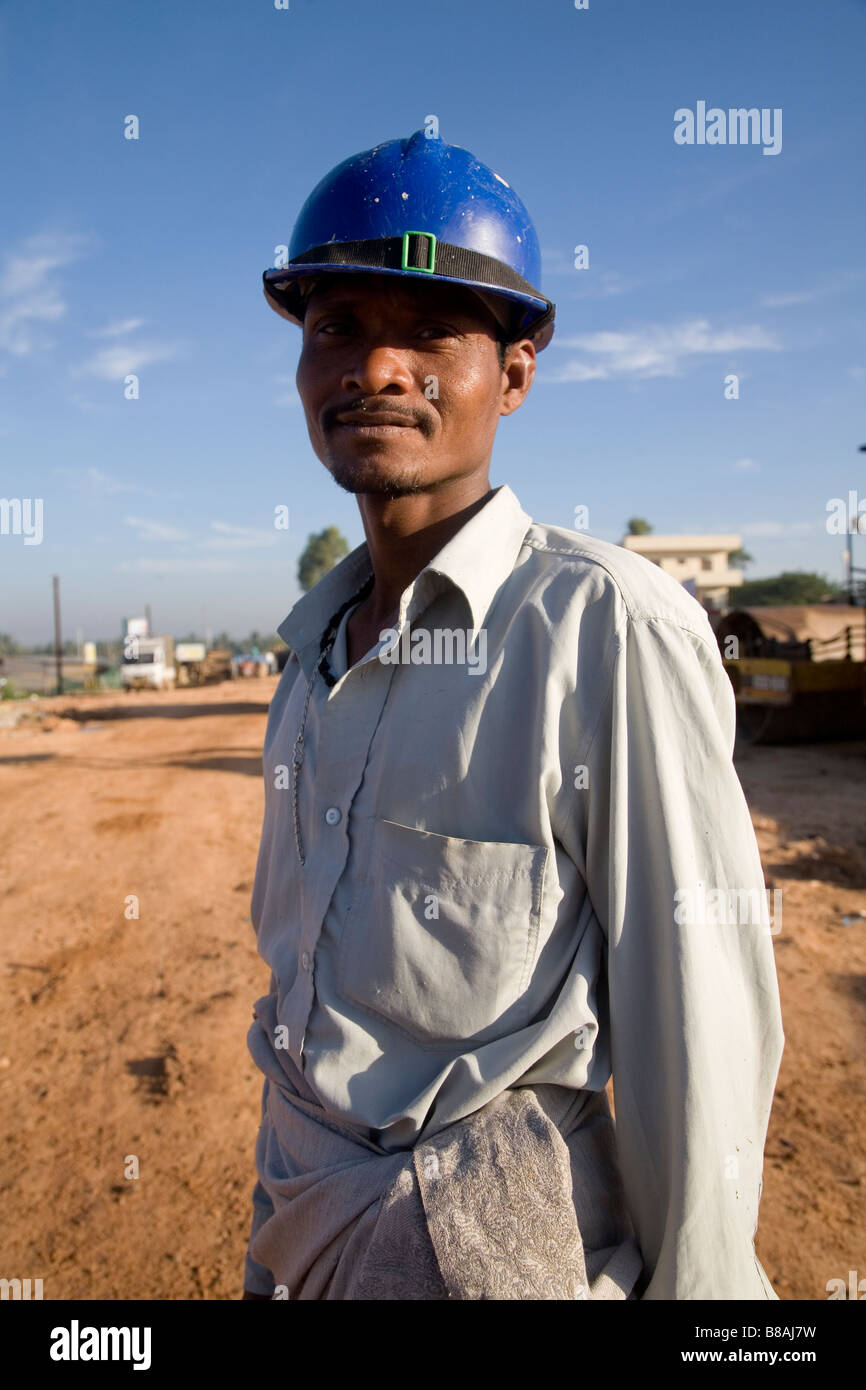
499, 339, 536, 417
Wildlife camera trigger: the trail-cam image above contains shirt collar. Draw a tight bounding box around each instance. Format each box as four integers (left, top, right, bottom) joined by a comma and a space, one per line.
277, 483, 532, 661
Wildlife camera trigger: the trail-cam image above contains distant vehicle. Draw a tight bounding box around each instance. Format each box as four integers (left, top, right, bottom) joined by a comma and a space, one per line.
175, 642, 207, 665
233, 652, 271, 678
176, 646, 233, 686
718, 604, 866, 742
121, 634, 176, 691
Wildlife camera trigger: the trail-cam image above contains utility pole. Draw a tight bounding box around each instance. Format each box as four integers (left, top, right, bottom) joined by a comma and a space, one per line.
145, 603, 152, 636
52, 575, 63, 695
853, 446, 866, 606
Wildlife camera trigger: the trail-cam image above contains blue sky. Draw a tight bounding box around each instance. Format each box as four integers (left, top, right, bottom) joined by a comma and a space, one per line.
1, 0, 864, 643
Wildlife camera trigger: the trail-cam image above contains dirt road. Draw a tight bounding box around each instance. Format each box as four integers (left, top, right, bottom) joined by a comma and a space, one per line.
0, 681, 863, 1300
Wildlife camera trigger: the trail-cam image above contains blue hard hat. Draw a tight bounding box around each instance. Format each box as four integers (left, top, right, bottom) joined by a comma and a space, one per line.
263, 129, 555, 350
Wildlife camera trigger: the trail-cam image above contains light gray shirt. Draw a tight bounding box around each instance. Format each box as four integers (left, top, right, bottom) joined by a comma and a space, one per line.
245, 482, 784, 1299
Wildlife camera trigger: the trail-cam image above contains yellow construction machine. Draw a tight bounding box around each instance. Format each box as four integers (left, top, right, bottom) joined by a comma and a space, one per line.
717, 605, 866, 743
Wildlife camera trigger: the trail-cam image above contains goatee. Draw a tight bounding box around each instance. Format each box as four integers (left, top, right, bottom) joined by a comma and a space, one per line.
327, 458, 432, 498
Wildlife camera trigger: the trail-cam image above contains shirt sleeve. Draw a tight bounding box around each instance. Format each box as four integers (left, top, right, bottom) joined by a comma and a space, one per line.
583, 607, 785, 1299
243, 1076, 277, 1298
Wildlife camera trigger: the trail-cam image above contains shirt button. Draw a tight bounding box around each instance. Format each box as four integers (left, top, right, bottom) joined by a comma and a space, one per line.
324, 806, 342, 826
300, 951, 310, 970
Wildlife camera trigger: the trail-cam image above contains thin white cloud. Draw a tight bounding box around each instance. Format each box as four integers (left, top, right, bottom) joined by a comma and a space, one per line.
203, 521, 279, 551
89, 317, 146, 338
572, 270, 638, 301
540, 247, 580, 278
549, 361, 610, 383
0, 296, 65, 351
54, 466, 153, 495
549, 319, 781, 382
124, 515, 191, 543
117, 557, 237, 574
66, 392, 112, 415
273, 373, 299, 407
738, 521, 816, 537
88, 467, 142, 493
647, 163, 772, 227
734, 457, 760, 471
76, 341, 181, 380
759, 270, 866, 310
0, 232, 89, 358
760, 288, 823, 309
541, 250, 636, 296
1, 246, 71, 297
121, 515, 278, 551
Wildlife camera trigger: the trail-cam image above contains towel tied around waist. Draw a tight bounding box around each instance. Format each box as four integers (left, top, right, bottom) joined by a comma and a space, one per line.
248, 1022, 645, 1300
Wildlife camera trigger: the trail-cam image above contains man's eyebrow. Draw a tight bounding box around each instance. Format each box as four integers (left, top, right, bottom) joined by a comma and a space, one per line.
305, 292, 480, 323
305, 296, 358, 315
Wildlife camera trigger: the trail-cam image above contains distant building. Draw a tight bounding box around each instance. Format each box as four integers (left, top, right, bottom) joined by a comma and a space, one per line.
621, 533, 744, 610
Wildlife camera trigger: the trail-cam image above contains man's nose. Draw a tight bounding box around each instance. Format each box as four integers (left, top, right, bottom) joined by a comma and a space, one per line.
341, 345, 414, 396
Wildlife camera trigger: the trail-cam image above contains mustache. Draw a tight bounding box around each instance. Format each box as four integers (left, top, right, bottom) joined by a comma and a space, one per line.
322, 397, 436, 438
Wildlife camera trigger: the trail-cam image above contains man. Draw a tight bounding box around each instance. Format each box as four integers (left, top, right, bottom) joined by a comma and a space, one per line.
242, 129, 784, 1300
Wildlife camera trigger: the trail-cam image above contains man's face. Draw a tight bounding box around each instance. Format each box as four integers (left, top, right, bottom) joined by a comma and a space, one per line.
295, 272, 535, 498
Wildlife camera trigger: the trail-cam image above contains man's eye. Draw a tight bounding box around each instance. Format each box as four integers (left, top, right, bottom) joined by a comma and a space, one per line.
416, 324, 459, 339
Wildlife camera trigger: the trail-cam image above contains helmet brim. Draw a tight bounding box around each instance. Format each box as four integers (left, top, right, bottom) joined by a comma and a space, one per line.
262, 263, 555, 351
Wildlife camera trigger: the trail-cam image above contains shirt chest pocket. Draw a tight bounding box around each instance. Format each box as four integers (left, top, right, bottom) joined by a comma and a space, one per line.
337, 818, 548, 1048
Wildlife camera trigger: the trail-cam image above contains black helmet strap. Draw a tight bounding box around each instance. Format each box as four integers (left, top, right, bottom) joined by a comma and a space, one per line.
270, 234, 555, 337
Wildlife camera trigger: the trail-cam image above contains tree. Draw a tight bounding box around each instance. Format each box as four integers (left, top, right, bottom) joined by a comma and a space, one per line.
240, 630, 283, 654
626, 518, 653, 536
0, 632, 21, 656
729, 547, 754, 570
298, 526, 350, 592
736, 571, 846, 607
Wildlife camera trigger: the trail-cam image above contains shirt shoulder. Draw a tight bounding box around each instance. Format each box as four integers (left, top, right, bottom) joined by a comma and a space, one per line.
521, 521, 717, 644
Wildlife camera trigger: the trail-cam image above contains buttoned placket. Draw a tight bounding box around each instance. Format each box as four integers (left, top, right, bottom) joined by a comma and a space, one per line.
284, 589, 419, 1067
290, 573, 374, 868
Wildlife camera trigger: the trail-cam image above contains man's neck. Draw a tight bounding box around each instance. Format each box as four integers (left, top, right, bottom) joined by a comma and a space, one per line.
356, 474, 494, 623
